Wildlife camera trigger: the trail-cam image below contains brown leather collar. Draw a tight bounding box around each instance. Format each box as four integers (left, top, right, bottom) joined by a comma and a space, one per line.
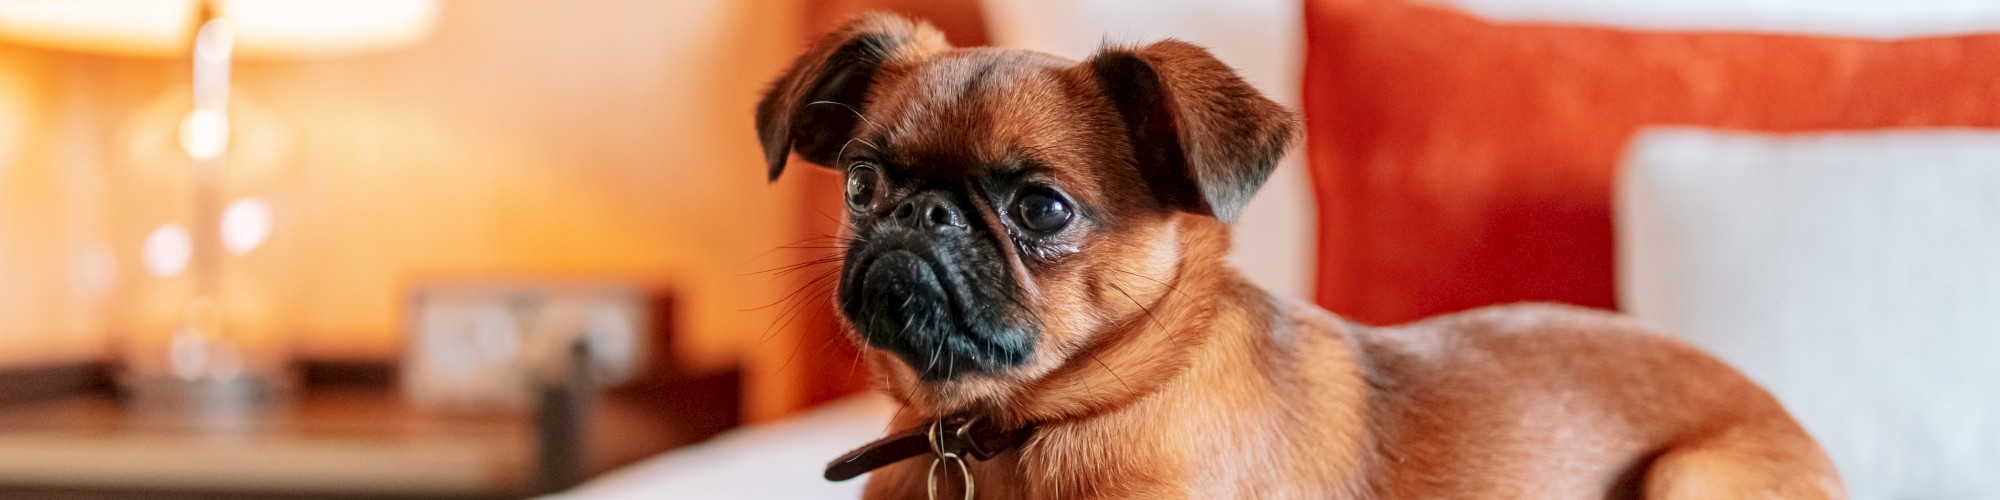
825, 416, 1038, 482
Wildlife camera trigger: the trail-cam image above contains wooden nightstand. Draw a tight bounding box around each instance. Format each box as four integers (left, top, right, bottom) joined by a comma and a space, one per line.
0, 364, 739, 500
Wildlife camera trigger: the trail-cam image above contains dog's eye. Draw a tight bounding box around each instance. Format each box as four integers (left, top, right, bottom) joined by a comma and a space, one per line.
1014, 188, 1073, 233
845, 164, 880, 211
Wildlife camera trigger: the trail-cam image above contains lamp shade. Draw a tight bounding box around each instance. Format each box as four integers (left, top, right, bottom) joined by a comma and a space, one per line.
0, 0, 438, 58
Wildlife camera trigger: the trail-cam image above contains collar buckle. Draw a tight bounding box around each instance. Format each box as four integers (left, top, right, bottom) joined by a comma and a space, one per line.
926, 417, 980, 500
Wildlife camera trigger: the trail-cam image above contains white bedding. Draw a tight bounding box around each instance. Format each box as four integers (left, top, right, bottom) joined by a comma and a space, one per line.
548, 394, 894, 500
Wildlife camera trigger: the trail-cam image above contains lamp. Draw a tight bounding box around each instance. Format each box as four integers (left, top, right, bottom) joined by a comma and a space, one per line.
0, 0, 438, 59
0, 0, 437, 415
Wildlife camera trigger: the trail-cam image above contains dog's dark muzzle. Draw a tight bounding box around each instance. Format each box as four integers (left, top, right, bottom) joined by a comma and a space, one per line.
839, 229, 1033, 381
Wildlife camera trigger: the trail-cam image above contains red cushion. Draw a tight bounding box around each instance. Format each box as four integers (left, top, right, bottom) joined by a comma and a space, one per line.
1303, 0, 2000, 324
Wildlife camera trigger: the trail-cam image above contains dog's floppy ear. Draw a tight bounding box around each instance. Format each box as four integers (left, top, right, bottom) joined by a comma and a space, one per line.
1085, 40, 1298, 223
755, 13, 949, 181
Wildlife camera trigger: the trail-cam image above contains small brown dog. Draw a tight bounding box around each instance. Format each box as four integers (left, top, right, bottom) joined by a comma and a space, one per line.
756, 13, 1842, 499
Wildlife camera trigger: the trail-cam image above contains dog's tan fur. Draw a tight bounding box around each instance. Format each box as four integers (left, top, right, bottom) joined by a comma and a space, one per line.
758, 13, 1842, 499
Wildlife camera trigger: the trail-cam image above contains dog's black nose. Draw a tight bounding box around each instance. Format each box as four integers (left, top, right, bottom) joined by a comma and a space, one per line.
892, 192, 965, 231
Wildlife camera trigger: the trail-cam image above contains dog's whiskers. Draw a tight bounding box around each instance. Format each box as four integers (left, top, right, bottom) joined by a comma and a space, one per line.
810, 208, 869, 239
738, 254, 842, 278
754, 268, 841, 346
1106, 281, 1162, 334
833, 134, 880, 167
733, 235, 839, 270
1084, 350, 1131, 393
1111, 266, 1190, 300
773, 286, 839, 376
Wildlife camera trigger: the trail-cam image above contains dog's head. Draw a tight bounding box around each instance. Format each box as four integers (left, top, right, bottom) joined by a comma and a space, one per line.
757, 13, 1295, 415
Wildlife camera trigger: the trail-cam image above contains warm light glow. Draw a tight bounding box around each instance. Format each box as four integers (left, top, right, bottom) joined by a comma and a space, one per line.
178, 108, 228, 160
0, 0, 195, 58
190, 17, 231, 113
0, 0, 438, 59
223, 0, 439, 58
194, 17, 234, 64
220, 197, 272, 255
142, 223, 192, 278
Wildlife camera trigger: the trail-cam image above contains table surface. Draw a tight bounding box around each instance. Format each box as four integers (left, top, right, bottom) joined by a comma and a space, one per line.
0, 388, 687, 499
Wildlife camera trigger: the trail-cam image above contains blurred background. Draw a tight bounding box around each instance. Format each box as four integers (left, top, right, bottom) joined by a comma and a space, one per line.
0, 0, 1993, 499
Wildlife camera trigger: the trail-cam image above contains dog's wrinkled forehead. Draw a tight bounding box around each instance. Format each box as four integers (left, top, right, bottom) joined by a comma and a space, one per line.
861, 49, 1113, 195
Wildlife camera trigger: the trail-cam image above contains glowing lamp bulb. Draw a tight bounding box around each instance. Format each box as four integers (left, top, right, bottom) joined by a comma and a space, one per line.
178, 109, 229, 161
142, 223, 192, 278
220, 197, 272, 255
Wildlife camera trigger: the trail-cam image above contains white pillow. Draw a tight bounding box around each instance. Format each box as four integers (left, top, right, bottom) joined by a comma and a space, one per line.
1617, 127, 2000, 499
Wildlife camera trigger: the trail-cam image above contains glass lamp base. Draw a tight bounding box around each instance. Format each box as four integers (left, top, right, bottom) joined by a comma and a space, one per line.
120, 372, 292, 425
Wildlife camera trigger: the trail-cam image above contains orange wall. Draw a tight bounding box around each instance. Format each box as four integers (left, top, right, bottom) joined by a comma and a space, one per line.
0, 42, 112, 367
0, 0, 852, 418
